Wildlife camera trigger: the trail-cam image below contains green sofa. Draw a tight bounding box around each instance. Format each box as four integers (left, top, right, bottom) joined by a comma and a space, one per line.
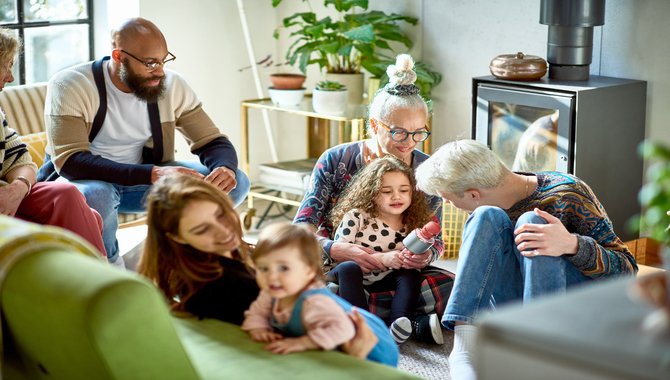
0, 216, 419, 380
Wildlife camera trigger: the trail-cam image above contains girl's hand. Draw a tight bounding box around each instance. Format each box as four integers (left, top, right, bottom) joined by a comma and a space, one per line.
514, 208, 578, 257
400, 248, 432, 269
249, 328, 283, 343
373, 251, 403, 269
265, 336, 318, 354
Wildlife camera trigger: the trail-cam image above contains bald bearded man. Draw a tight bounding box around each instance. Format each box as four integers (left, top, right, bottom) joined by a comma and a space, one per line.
38, 17, 250, 267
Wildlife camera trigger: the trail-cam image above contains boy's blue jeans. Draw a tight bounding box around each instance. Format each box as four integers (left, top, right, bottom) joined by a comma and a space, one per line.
442, 206, 591, 330
58, 160, 250, 263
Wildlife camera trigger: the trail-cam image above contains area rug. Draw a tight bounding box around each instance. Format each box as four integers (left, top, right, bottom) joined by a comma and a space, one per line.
398, 329, 453, 380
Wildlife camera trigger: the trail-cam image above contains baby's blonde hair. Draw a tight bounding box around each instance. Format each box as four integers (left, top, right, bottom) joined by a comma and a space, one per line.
252, 222, 323, 280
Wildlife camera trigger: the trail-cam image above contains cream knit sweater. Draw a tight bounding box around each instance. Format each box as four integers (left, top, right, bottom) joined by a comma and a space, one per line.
43, 59, 234, 185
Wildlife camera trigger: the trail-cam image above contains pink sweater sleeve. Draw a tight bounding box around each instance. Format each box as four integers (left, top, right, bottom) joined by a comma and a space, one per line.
302, 294, 356, 350
241, 291, 273, 331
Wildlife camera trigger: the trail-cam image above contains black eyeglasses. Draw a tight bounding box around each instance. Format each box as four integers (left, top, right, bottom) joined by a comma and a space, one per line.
376, 119, 431, 142
120, 49, 176, 71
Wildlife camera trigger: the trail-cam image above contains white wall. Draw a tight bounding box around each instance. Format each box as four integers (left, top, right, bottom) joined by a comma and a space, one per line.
135, 0, 670, 179
421, 0, 670, 148
139, 0, 279, 179
94, 0, 140, 57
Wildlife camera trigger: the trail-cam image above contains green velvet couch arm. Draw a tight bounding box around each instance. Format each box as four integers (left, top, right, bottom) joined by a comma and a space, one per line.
1, 249, 199, 380
0, 217, 420, 380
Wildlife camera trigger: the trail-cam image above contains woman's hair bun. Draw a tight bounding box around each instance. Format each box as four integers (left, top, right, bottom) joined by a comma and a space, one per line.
387, 54, 417, 86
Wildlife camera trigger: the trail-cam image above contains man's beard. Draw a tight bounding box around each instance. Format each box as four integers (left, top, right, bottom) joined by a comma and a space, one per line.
120, 59, 166, 102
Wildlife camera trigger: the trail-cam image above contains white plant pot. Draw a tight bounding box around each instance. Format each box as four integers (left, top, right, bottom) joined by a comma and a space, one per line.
268, 87, 305, 106
325, 72, 364, 104
312, 89, 348, 115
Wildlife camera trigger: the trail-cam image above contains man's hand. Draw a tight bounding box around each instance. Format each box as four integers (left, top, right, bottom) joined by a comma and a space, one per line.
0, 182, 28, 216
400, 248, 432, 269
514, 208, 578, 257
330, 242, 386, 273
151, 166, 204, 183
205, 167, 237, 193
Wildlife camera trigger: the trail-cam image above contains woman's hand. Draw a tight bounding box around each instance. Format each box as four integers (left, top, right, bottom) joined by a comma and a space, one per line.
341, 308, 378, 359
330, 242, 386, 273
249, 328, 283, 343
514, 208, 578, 257
400, 248, 432, 269
0, 183, 26, 216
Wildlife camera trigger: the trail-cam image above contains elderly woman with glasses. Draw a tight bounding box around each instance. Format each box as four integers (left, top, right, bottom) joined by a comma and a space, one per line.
294, 54, 448, 343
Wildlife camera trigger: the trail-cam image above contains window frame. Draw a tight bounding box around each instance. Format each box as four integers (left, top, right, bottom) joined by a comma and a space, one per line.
1, 0, 95, 84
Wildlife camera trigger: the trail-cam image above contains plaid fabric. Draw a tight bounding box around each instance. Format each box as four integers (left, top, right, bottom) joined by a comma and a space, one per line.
327, 266, 455, 320
368, 266, 454, 320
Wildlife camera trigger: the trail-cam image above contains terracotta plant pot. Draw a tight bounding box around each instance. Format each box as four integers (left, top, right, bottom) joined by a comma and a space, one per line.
270, 73, 306, 90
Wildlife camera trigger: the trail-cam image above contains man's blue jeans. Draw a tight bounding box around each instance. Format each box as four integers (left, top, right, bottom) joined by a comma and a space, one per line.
58, 161, 250, 263
442, 206, 591, 330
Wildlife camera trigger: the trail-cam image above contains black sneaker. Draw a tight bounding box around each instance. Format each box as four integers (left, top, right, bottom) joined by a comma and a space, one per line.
412, 313, 444, 345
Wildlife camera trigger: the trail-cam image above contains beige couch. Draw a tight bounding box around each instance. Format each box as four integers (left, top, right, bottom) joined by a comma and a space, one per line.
0, 82, 144, 226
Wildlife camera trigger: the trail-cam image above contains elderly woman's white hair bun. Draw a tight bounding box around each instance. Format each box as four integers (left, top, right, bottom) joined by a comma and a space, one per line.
387, 54, 417, 86
367, 53, 427, 127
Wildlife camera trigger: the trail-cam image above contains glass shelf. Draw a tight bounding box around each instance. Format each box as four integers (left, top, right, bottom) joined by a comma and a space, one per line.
241, 95, 368, 121
240, 97, 369, 229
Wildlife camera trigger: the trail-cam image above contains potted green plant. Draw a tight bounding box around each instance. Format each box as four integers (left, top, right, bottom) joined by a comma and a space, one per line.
630, 141, 670, 333
270, 73, 306, 90
268, 72, 307, 106
272, 0, 418, 104
634, 141, 670, 249
312, 80, 348, 115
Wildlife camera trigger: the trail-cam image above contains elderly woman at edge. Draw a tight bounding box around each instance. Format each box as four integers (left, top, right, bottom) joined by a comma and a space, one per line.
0, 27, 105, 256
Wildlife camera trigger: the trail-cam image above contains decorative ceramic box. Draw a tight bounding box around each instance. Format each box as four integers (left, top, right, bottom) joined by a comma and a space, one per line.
489, 52, 547, 81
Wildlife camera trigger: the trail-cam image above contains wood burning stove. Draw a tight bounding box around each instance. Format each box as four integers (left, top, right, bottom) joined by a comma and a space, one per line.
472, 75, 647, 240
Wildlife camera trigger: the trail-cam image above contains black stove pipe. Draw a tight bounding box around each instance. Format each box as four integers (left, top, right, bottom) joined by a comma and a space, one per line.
540, 0, 606, 80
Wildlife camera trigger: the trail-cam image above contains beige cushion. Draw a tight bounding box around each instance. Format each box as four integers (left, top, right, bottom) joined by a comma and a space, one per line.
20, 131, 47, 168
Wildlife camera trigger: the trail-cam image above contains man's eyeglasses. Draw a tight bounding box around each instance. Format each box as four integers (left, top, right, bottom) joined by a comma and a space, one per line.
120, 49, 176, 71
376, 119, 431, 142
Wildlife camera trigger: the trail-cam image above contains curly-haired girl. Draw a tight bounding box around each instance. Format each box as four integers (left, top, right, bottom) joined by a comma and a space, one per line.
328, 155, 443, 345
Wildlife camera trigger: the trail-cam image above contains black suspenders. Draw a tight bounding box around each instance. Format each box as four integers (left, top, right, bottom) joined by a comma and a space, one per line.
90, 56, 163, 163
38, 58, 164, 181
